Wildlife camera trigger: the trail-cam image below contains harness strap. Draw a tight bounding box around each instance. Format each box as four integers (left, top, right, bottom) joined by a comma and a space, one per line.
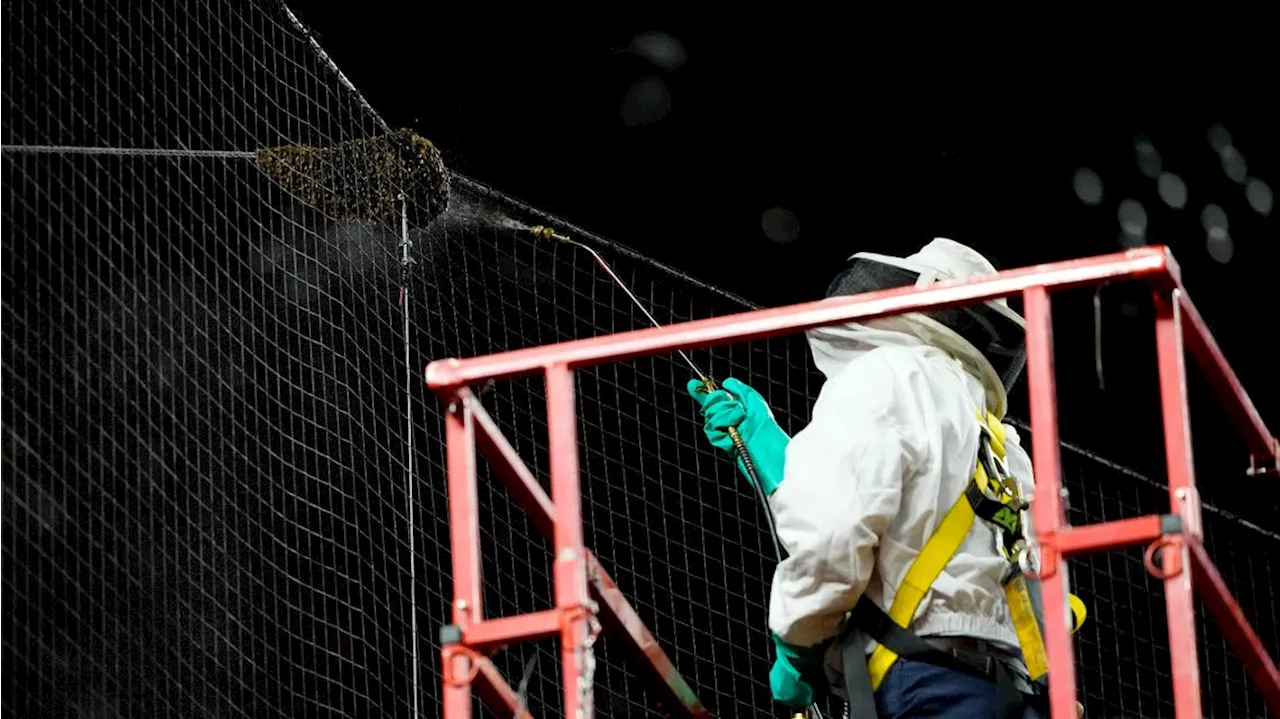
865, 411, 1012, 689
841, 628, 877, 719
835, 411, 1087, 719
859, 599, 998, 679
865, 477, 979, 690
843, 601, 1034, 719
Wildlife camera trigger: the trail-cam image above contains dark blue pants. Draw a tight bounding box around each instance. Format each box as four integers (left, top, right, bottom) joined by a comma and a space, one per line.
873, 658, 1046, 719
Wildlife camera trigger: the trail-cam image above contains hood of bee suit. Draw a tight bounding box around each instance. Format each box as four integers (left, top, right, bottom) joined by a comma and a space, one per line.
805, 237, 1027, 418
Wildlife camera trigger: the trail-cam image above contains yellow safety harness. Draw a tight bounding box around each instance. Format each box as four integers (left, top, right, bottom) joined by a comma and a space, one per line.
861, 411, 1088, 692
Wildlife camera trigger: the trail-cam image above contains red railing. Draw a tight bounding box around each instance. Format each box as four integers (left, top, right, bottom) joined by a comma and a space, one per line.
425, 245, 1279, 719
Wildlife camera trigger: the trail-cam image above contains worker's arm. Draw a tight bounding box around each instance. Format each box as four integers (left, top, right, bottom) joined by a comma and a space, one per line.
687, 377, 821, 707
767, 356, 920, 648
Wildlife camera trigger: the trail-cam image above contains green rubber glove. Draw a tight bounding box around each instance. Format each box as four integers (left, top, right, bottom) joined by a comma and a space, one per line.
770, 636, 825, 708
686, 377, 790, 496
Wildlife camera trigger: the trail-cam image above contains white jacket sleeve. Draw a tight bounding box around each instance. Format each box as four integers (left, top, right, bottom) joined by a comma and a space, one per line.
766, 355, 923, 648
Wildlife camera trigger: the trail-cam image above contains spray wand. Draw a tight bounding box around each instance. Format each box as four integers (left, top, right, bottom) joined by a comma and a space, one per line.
527, 226, 773, 538
526, 227, 729, 404
528, 225, 817, 719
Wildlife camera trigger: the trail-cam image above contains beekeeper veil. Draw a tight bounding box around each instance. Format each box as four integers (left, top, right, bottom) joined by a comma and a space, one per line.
808, 238, 1026, 418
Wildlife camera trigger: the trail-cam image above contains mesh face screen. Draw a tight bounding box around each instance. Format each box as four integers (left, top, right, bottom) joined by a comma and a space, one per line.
824, 257, 1028, 393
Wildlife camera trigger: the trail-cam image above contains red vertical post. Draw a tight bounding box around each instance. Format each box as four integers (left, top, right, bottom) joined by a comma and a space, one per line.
442, 392, 480, 719
546, 364, 596, 719
1023, 285, 1077, 719
1154, 290, 1204, 719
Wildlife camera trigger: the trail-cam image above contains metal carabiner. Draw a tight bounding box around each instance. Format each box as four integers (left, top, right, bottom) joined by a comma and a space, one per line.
1018, 541, 1042, 579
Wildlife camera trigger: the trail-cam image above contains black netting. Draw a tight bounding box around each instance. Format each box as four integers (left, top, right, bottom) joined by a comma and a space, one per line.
1059, 444, 1280, 719
3, 3, 1277, 719
3, 2, 421, 717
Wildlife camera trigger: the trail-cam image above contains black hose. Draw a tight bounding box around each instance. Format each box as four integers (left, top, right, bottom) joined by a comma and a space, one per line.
730, 427, 787, 562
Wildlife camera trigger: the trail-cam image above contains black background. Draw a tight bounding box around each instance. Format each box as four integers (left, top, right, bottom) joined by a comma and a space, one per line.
292, 9, 1279, 516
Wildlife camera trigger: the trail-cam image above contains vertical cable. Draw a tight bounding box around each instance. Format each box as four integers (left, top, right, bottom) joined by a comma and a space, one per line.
1094, 285, 1105, 390
399, 194, 422, 719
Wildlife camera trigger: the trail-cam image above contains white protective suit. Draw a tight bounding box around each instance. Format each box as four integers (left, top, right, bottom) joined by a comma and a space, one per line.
767, 238, 1035, 660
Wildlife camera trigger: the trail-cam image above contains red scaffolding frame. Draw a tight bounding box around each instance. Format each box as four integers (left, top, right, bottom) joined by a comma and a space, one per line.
425, 245, 1279, 719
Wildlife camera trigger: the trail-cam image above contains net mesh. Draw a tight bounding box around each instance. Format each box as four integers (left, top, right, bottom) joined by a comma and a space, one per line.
3, 2, 1277, 719
3, 2, 422, 717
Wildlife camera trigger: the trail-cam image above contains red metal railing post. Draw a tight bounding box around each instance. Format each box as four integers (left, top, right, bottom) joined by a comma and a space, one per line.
1175, 291, 1279, 472
1155, 289, 1204, 719
443, 393, 481, 719
1186, 539, 1280, 715
1023, 285, 1078, 719
445, 389, 707, 717
546, 363, 597, 719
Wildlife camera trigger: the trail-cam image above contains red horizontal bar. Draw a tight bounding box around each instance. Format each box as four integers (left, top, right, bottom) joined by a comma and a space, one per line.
468, 390, 556, 539
1176, 290, 1279, 471
465, 610, 562, 651
587, 552, 711, 719
474, 655, 535, 719
1055, 514, 1166, 556
426, 247, 1174, 388
1187, 538, 1280, 716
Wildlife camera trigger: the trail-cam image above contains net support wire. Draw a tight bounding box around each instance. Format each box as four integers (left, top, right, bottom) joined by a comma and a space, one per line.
2, 132, 451, 229
400, 194, 423, 719
0, 144, 256, 158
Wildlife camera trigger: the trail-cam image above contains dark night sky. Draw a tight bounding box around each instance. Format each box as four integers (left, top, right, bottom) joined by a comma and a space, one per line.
293, 9, 1278, 514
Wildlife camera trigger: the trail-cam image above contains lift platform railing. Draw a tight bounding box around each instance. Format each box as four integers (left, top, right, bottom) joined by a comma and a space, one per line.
425, 245, 1279, 719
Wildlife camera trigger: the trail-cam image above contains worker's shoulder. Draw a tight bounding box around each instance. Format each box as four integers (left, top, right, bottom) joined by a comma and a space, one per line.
822, 344, 948, 397
832, 344, 949, 381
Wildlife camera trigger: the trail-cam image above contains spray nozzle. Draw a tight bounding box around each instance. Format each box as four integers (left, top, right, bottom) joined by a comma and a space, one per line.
529, 225, 571, 243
